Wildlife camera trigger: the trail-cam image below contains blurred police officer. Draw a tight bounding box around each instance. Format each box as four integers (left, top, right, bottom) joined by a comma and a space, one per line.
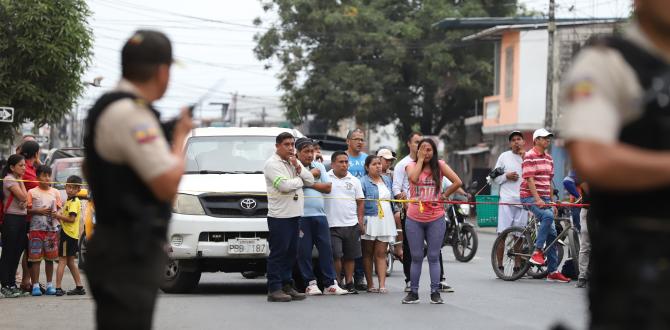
562, 1, 670, 328
83, 30, 192, 330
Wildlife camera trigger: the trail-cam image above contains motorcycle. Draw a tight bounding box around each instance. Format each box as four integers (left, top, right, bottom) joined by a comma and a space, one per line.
443, 194, 478, 262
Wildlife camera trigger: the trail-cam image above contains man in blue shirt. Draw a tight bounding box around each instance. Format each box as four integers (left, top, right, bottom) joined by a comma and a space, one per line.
295, 138, 348, 295
563, 170, 582, 231
345, 129, 368, 289
346, 129, 368, 179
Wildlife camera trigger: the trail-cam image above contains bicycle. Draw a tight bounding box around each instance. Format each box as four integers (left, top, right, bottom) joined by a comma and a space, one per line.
490, 202, 580, 281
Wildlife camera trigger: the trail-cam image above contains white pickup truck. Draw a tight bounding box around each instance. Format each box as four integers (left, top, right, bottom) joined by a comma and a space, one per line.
162, 127, 303, 293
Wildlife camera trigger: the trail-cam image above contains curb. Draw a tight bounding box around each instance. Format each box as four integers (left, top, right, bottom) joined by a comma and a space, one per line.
464, 218, 497, 236
476, 227, 497, 236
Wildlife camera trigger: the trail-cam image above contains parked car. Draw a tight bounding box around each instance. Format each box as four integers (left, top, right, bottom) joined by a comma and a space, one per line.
163, 127, 304, 293
306, 134, 347, 171
78, 197, 94, 270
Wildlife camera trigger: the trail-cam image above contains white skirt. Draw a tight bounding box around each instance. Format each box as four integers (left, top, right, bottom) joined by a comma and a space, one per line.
362, 201, 397, 242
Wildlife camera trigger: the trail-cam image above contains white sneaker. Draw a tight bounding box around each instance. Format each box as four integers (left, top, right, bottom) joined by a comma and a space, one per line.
439, 281, 455, 293
323, 283, 349, 295
404, 282, 411, 293
305, 281, 322, 296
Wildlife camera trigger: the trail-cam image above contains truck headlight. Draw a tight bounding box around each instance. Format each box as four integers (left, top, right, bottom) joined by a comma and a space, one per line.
173, 194, 206, 215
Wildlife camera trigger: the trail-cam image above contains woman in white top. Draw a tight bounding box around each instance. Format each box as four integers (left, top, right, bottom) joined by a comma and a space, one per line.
359, 156, 397, 293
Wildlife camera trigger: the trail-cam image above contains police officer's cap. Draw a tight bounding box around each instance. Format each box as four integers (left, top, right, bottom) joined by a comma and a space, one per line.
122, 30, 173, 66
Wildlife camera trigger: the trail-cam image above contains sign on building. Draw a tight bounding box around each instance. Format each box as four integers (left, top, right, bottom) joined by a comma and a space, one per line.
0, 107, 14, 123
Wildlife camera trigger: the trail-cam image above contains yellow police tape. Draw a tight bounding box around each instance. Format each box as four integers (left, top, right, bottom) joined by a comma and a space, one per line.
0, 177, 422, 217
1, 178, 587, 217
0, 177, 88, 186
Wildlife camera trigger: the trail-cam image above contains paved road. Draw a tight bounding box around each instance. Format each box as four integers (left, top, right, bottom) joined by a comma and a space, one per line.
0, 229, 588, 330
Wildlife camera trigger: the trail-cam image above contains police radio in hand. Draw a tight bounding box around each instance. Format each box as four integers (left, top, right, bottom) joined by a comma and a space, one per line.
162, 104, 195, 146
187, 104, 195, 118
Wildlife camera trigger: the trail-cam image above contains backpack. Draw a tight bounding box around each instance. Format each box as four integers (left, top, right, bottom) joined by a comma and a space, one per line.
561, 257, 579, 280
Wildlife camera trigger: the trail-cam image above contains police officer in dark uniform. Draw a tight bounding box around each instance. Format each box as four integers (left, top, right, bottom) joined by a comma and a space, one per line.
83, 30, 192, 330
562, 1, 670, 328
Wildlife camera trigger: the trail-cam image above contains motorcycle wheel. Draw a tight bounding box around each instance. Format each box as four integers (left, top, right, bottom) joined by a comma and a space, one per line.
453, 224, 478, 262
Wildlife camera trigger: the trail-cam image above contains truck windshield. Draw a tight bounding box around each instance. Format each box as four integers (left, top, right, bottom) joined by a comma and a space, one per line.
184, 136, 277, 173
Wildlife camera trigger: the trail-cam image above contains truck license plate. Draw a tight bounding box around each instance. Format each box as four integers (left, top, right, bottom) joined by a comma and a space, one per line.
228, 239, 267, 254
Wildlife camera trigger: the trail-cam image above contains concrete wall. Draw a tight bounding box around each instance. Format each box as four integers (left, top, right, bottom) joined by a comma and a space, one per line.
483, 31, 519, 129
518, 29, 548, 128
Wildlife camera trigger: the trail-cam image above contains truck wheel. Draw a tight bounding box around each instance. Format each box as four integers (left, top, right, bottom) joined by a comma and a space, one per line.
77, 235, 88, 271
160, 259, 201, 293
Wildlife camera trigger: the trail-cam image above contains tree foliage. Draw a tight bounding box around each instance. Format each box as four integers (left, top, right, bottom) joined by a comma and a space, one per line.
0, 0, 93, 141
254, 0, 518, 148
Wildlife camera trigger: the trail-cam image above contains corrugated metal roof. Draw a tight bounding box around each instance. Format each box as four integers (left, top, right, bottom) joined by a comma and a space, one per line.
461, 19, 625, 41
454, 145, 490, 156
433, 17, 623, 30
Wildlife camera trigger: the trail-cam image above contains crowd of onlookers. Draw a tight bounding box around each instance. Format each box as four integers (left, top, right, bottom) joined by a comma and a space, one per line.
265, 129, 464, 304
0, 138, 85, 298
265, 126, 593, 304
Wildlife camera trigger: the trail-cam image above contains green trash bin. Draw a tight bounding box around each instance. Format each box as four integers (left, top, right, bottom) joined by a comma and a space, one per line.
475, 195, 499, 228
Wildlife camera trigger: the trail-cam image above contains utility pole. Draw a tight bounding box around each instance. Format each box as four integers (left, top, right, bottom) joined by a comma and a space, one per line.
545, 0, 560, 130
209, 102, 229, 121
260, 107, 267, 126
231, 92, 238, 126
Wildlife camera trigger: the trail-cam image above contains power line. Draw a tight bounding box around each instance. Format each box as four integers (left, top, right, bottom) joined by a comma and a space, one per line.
93, 0, 271, 32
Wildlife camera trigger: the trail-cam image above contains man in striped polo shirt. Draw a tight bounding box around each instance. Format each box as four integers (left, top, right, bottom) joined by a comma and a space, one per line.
520, 128, 570, 283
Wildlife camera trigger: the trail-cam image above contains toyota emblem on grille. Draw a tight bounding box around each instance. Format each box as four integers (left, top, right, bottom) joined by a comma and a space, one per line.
240, 198, 257, 210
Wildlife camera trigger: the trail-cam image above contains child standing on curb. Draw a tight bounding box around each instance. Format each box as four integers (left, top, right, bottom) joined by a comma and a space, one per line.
53, 175, 86, 296
26, 165, 61, 296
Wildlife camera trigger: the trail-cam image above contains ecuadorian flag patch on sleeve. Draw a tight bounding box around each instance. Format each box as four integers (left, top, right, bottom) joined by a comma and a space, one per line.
132, 124, 159, 144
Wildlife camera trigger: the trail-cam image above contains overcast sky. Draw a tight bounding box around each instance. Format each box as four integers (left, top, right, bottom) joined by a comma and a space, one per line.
81, 0, 631, 123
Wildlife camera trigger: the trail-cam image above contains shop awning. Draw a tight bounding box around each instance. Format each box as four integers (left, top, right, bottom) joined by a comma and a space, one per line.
454, 146, 490, 156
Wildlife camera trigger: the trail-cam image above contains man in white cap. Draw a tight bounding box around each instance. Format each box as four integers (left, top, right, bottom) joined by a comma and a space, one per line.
376, 147, 403, 263
520, 129, 570, 283
376, 148, 396, 178
493, 131, 528, 272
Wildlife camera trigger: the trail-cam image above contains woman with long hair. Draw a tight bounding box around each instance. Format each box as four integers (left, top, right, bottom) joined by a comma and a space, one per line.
402, 138, 462, 304
359, 156, 397, 293
0, 154, 29, 298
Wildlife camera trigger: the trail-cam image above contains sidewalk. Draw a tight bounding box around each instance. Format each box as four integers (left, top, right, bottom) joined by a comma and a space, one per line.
0, 247, 86, 294
476, 225, 497, 236
464, 217, 497, 236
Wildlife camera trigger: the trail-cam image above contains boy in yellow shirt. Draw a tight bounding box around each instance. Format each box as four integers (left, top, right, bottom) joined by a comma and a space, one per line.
53, 175, 85, 296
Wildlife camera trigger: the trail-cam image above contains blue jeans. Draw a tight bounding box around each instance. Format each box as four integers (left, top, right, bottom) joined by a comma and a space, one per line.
521, 196, 559, 273
266, 217, 300, 292
406, 217, 446, 293
354, 257, 364, 281
298, 216, 337, 286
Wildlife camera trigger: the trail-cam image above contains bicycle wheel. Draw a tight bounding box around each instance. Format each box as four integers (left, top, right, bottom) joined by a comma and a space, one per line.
491, 227, 532, 281
528, 241, 565, 279
453, 224, 478, 262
